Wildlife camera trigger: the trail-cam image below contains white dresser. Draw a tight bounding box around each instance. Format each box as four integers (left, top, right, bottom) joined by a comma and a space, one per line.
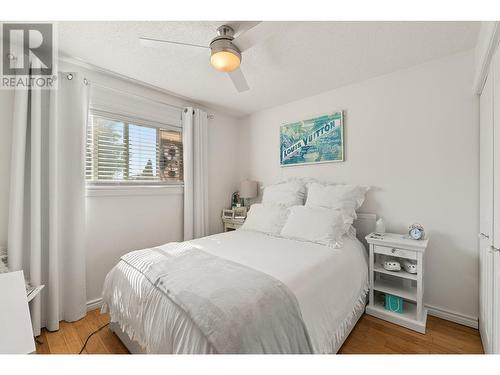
365, 232, 429, 333
0, 271, 36, 353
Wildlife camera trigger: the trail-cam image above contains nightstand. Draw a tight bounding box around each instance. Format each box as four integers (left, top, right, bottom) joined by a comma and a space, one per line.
222, 217, 245, 232
365, 232, 429, 333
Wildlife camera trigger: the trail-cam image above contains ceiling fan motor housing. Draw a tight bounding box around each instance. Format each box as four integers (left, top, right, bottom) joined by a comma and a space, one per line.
209, 25, 241, 63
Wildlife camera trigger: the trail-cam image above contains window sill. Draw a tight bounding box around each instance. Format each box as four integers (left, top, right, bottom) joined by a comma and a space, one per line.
85, 184, 184, 198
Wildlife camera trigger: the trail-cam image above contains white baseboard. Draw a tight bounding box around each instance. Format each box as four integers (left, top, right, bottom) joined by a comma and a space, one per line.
86, 297, 103, 312
425, 304, 478, 329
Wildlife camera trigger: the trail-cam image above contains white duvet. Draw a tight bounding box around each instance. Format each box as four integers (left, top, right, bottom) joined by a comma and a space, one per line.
102, 230, 369, 354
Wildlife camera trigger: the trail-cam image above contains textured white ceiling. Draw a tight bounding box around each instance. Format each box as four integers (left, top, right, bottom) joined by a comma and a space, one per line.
58, 21, 479, 116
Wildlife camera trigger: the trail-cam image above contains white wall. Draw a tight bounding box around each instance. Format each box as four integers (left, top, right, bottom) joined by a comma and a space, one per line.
85, 186, 184, 302
238, 50, 480, 321
207, 114, 241, 234
0, 90, 14, 249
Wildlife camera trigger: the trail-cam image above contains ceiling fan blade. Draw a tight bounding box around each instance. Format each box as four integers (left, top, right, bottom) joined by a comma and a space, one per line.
232, 22, 286, 52
139, 37, 209, 50
226, 21, 261, 38
227, 68, 249, 92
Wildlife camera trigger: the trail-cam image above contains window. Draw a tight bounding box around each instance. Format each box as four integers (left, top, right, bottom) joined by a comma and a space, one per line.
86, 113, 183, 184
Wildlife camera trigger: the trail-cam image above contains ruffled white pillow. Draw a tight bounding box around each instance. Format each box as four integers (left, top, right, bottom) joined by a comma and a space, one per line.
280, 206, 352, 248
305, 182, 369, 213
240, 204, 289, 235
262, 180, 306, 207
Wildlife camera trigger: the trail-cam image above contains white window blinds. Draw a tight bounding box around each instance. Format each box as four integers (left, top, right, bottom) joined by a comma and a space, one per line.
86, 113, 183, 184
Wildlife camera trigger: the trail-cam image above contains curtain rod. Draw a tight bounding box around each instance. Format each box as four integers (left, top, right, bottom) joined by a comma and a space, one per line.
90, 82, 215, 119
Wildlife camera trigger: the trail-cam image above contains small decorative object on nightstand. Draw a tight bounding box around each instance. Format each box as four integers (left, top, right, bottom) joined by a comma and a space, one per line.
408, 223, 425, 240
231, 192, 241, 208
365, 232, 429, 333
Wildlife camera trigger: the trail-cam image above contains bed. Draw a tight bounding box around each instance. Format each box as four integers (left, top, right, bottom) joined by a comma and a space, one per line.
102, 214, 374, 354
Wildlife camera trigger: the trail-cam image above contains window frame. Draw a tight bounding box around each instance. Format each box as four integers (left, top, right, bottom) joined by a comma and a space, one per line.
86, 109, 184, 188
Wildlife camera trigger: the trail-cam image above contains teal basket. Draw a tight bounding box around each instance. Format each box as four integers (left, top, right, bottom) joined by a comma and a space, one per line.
385, 294, 404, 314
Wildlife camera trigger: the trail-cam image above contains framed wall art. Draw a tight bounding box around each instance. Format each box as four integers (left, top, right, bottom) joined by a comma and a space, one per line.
280, 111, 344, 166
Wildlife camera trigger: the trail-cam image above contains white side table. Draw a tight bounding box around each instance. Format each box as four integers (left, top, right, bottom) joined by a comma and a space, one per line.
222, 217, 245, 232
365, 232, 429, 333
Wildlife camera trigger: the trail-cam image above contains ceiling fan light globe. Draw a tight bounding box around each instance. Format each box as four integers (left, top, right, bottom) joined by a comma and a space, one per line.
210, 50, 241, 72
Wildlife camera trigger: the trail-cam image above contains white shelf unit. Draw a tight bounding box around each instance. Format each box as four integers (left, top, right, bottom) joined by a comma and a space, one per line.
373, 263, 417, 281
373, 278, 417, 301
365, 232, 429, 334
366, 298, 428, 333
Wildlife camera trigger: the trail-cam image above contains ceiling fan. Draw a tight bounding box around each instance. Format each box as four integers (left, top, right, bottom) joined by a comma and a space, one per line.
139, 22, 279, 93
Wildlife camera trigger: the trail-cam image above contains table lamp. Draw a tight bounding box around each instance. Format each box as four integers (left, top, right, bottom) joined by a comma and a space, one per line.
239, 180, 257, 206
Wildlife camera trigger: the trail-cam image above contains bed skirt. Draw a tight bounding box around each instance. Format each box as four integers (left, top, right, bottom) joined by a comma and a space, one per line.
107, 289, 367, 354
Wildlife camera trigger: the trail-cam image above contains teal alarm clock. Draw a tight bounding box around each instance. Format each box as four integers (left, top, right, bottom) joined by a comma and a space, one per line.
408, 223, 425, 240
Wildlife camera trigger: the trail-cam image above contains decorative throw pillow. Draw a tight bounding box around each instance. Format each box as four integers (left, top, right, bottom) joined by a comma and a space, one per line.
262, 180, 306, 207
305, 183, 369, 213
280, 206, 352, 248
240, 204, 289, 235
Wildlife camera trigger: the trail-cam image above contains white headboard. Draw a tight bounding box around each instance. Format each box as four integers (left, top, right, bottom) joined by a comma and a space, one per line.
353, 213, 377, 250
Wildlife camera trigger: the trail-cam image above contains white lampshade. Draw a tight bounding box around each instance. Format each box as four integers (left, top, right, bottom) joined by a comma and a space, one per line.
239, 180, 258, 199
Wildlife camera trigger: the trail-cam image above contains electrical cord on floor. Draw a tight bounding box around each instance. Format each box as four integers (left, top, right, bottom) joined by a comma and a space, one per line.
78, 322, 110, 354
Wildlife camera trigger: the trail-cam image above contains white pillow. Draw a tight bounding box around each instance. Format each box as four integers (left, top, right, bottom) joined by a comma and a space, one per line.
305, 183, 369, 213
280, 206, 352, 248
240, 204, 289, 235
262, 180, 306, 207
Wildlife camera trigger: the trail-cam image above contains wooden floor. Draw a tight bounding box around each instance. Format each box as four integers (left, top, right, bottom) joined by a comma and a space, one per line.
36, 309, 128, 354
339, 314, 483, 354
36, 309, 483, 354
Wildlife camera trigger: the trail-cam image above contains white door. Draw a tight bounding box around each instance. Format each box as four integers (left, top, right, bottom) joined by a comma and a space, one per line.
479, 65, 494, 353
492, 47, 500, 354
